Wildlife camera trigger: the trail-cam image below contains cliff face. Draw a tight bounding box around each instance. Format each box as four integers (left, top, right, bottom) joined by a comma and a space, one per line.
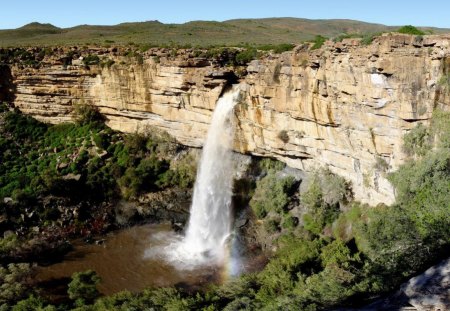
8, 34, 450, 205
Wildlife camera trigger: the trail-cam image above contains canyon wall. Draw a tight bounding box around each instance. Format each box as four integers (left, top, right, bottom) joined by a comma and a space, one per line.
8, 34, 450, 204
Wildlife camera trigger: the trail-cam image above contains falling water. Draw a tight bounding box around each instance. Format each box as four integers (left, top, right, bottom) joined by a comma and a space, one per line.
145, 86, 242, 269
176, 86, 241, 266
183, 87, 241, 261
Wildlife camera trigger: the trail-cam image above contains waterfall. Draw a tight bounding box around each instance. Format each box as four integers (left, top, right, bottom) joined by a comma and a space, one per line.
179, 86, 241, 265
145, 85, 242, 269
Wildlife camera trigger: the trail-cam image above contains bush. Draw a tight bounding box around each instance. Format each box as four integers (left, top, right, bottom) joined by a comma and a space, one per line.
430, 110, 450, 148
397, 25, 425, 35
257, 157, 285, 173
388, 149, 450, 242
67, 270, 101, 305
311, 35, 327, 50
0, 103, 8, 113
83, 54, 100, 66
256, 237, 322, 300
73, 104, 105, 126
11, 295, 55, 311
402, 123, 430, 156
0, 263, 33, 305
0, 233, 19, 254
156, 153, 197, 189
100, 58, 115, 68
235, 48, 258, 65
282, 215, 298, 230
360, 32, 381, 45
257, 43, 295, 53
250, 172, 296, 218
264, 218, 280, 233
301, 170, 348, 235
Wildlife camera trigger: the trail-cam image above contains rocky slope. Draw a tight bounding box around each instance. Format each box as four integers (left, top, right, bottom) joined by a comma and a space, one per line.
5, 33, 450, 204
357, 257, 450, 311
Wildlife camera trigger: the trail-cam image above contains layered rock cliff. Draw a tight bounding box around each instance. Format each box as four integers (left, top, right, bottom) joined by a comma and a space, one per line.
6, 34, 450, 205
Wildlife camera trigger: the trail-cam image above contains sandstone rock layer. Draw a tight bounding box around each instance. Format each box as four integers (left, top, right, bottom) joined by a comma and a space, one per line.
10, 34, 450, 204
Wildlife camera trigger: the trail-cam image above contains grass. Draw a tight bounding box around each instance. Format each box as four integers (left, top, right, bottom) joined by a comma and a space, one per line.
0, 18, 447, 48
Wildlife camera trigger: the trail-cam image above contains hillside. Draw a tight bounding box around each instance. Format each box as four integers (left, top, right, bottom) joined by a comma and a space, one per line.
0, 17, 449, 47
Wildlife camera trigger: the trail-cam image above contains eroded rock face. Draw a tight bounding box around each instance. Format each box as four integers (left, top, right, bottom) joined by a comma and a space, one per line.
10, 34, 450, 205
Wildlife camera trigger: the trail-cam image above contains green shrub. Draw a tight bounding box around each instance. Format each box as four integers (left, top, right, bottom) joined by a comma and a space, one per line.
430, 110, 450, 148
402, 123, 430, 156
100, 58, 115, 68
282, 215, 298, 230
332, 204, 363, 241
301, 170, 348, 235
360, 32, 381, 45
157, 153, 197, 189
0, 103, 8, 113
256, 237, 322, 300
257, 158, 285, 173
311, 35, 327, 50
93, 132, 109, 150
0, 233, 19, 254
83, 54, 100, 66
235, 48, 258, 65
353, 205, 431, 288
250, 172, 296, 218
73, 103, 105, 126
397, 25, 425, 35
0, 263, 33, 305
388, 149, 450, 242
67, 270, 101, 305
257, 43, 295, 53
11, 295, 55, 311
3, 112, 47, 141
264, 218, 280, 233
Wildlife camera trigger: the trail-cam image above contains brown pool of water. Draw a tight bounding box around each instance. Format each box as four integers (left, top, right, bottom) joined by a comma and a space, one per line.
35, 224, 220, 296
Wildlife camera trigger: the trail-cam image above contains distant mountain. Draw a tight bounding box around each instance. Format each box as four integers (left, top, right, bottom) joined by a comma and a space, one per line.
18, 22, 60, 30
0, 18, 448, 47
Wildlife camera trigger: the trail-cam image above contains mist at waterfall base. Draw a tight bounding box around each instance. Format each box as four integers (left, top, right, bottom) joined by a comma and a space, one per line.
145, 86, 244, 279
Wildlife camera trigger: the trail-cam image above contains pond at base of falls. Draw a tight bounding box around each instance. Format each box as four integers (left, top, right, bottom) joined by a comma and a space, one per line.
35, 223, 266, 298
35, 224, 220, 296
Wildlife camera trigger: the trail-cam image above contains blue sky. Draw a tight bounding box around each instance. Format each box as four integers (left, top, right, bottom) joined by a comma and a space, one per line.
1, 0, 449, 29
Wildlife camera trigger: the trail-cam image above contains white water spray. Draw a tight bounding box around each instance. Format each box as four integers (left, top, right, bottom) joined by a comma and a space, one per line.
146, 86, 242, 268
179, 86, 241, 265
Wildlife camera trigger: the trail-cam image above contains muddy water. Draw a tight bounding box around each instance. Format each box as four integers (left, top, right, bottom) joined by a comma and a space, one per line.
35, 224, 220, 296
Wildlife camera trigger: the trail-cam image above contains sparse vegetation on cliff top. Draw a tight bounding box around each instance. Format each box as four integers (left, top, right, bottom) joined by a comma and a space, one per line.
0, 18, 445, 47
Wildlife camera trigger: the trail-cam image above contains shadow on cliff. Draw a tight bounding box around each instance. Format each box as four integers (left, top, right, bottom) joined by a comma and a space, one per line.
0, 64, 16, 103
219, 71, 240, 96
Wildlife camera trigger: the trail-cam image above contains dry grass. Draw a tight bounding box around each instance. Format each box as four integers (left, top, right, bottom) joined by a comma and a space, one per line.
1, 18, 447, 48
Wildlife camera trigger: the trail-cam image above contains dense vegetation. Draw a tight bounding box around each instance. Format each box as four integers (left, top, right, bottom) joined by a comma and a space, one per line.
0, 103, 196, 266
1, 101, 448, 310
0, 104, 194, 204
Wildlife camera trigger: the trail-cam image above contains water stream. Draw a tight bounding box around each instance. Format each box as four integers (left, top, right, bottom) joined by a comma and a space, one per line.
166, 86, 241, 268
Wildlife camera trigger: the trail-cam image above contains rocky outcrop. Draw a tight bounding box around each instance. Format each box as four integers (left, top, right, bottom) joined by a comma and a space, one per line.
8, 34, 450, 205
358, 257, 450, 311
